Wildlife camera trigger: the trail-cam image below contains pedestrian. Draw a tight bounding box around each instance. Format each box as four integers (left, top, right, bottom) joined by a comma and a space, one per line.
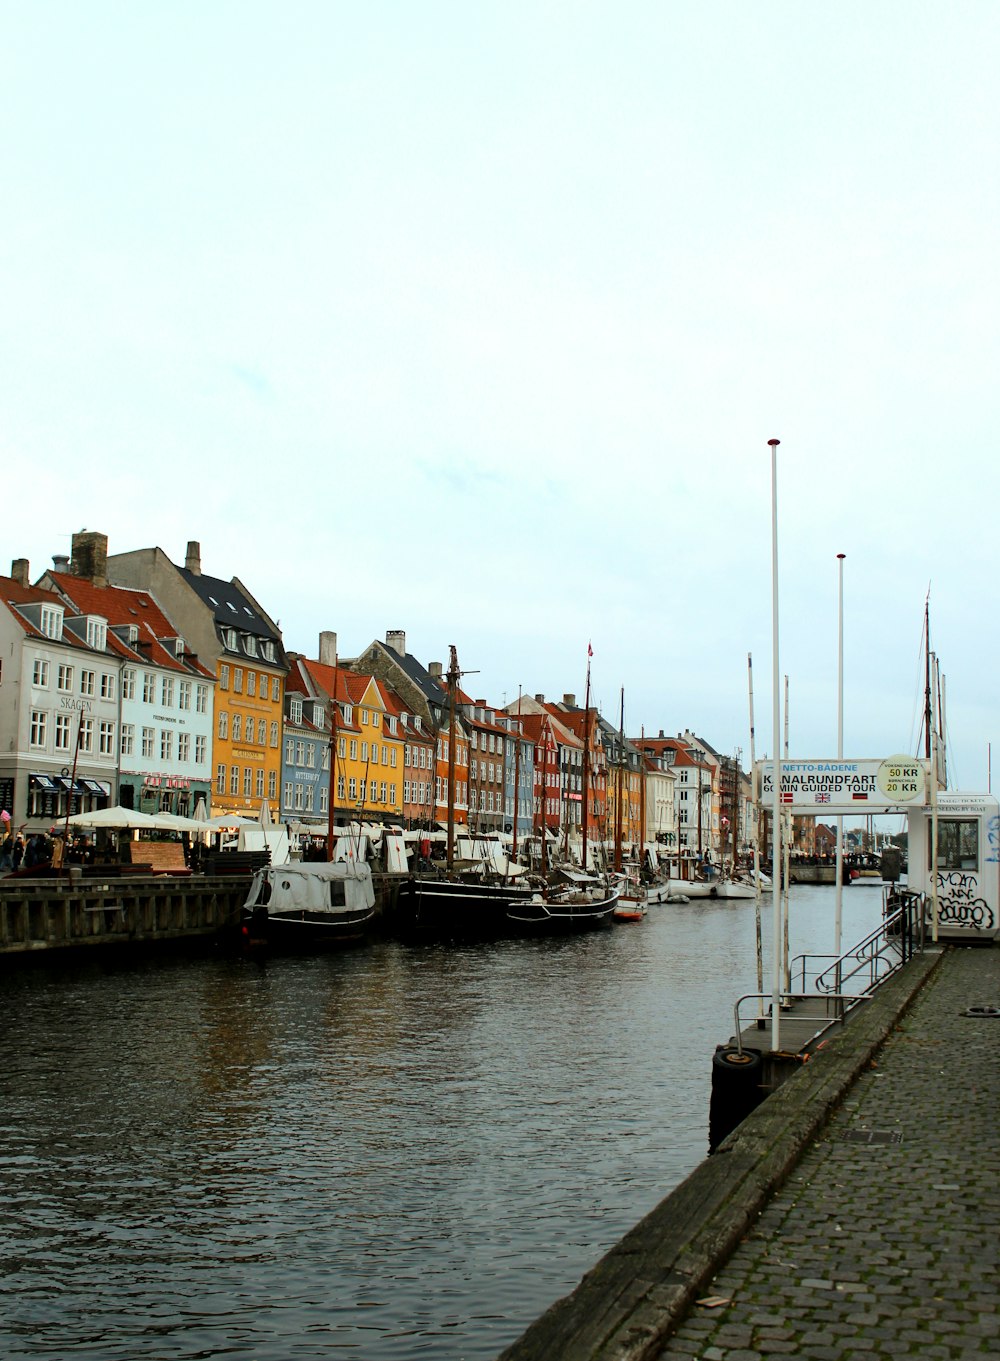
0, 833, 12, 871
12, 836, 24, 870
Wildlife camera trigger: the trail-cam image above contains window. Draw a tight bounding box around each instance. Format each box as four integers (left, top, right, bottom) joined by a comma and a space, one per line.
338, 736, 346, 759
304, 785, 314, 812
389, 783, 396, 806
290, 698, 303, 725
268, 770, 276, 799
195, 735, 206, 764
142, 727, 155, 758
350, 739, 358, 760
247, 671, 256, 697
218, 711, 228, 740
32, 659, 49, 687
121, 724, 135, 756
284, 781, 294, 808
271, 677, 280, 702
232, 714, 242, 742
305, 742, 315, 768
101, 673, 116, 701
178, 732, 190, 762
161, 730, 173, 761
369, 781, 377, 804
217, 764, 226, 794
58, 663, 74, 692
270, 721, 279, 747
79, 719, 93, 753
361, 742, 368, 763
244, 768, 252, 797
143, 673, 156, 703
219, 664, 230, 690
337, 776, 345, 800
359, 780, 367, 802
390, 748, 397, 768
263, 641, 276, 663
161, 677, 174, 707
380, 781, 387, 804
233, 668, 243, 694
196, 684, 208, 713
230, 766, 240, 795
256, 769, 264, 797
41, 605, 63, 638
99, 722, 115, 755
296, 740, 305, 765
372, 711, 380, 729
294, 784, 304, 811
285, 735, 296, 764
245, 635, 258, 657
934, 819, 979, 871
258, 718, 267, 744
348, 777, 357, 801
80, 669, 95, 697
54, 713, 72, 750
178, 681, 192, 710
361, 709, 369, 725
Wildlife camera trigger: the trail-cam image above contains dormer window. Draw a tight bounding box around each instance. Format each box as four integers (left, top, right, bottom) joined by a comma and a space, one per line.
174, 637, 186, 658
244, 634, 258, 657
312, 703, 324, 726
40, 605, 64, 640
222, 627, 238, 650
290, 698, 303, 725
342, 705, 353, 725
262, 640, 276, 662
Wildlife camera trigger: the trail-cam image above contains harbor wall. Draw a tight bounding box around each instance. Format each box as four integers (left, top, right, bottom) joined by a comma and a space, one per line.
0, 872, 402, 956
497, 946, 943, 1361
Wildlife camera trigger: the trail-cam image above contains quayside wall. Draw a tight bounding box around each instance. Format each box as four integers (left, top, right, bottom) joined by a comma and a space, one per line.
0, 872, 402, 956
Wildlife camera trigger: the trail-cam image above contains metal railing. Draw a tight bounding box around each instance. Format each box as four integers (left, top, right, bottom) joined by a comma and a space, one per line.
732, 889, 926, 1054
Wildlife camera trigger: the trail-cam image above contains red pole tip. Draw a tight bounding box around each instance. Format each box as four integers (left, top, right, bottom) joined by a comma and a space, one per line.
837, 553, 846, 560
767, 438, 781, 446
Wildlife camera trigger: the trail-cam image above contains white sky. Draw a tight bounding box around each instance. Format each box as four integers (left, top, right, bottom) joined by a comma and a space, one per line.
4, 3, 998, 790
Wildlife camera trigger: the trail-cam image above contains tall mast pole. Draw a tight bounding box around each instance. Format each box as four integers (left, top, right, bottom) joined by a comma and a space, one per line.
614, 687, 624, 873
511, 686, 522, 860
924, 596, 932, 760
834, 553, 845, 966
581, 647, 592, 871
447, 644, 458, 871
540, 715, 549, 877
768, 437, 783, 1052
326, 649, 339, 860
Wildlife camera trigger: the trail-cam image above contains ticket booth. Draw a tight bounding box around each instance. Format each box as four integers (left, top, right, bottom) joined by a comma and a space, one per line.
907, 793, 1000, 943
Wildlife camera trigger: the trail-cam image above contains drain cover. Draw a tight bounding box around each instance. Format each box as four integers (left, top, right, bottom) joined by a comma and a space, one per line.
961, 1005, 1000, 1018
840, 1129, 903, 1145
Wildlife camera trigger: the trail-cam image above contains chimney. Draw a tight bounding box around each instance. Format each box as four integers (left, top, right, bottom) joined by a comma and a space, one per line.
534, 693, 545, 703
475, 698, 486, 706
51, 554, 69, 573
563, 693, 576, 707
319, 631, 338, 666
659, 730, 665, 739
11, 559, 29, 587
428, 661, 443, 679
385, 629, 406, 657
185, 541, 201, 575
71, 531, 108, 587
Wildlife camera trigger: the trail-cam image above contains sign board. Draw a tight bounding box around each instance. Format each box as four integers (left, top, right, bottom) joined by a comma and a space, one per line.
756, 756, 929, 813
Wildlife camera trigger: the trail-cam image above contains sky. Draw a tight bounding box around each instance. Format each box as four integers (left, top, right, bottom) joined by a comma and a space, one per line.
4, 3, 998, 792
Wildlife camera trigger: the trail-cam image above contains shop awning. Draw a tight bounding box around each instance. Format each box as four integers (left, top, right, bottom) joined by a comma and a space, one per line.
55, 776, 85, 794
29, 773, 59, 791
80, 779, 109, 796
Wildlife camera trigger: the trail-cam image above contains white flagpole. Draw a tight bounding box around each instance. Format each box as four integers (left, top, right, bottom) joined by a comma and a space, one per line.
768, 438, 783, 1051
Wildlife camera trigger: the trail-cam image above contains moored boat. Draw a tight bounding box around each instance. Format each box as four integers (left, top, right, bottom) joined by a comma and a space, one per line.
241, 860, 376, 951
507, 870, 619, 933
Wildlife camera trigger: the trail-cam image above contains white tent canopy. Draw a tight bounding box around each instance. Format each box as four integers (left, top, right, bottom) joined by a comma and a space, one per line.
68, 806, 161, 830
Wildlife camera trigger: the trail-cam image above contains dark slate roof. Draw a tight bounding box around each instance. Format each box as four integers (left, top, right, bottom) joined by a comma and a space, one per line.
179, 569, 278, 640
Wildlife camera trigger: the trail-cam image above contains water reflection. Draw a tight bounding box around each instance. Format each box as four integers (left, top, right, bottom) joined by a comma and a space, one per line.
0, 886, 885, 1359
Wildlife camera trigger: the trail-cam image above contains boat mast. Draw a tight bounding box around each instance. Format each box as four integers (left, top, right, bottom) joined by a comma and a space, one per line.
639, 725, 646, 871
581, 647, 592, 872
511, 685, 522, 861
447, 644, 459, 871
540, 715, 549, 877
326, 650, 339, 861
923, 596, 932, 761
614, 687, 624, 873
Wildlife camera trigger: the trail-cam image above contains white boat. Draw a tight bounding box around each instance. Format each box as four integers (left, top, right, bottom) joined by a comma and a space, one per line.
241, 860, 377, 950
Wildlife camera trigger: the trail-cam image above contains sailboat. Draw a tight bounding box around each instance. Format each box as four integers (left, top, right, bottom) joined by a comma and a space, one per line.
392, 645, 535, 938
611, 690, 646, 922
508, 648, 619, 933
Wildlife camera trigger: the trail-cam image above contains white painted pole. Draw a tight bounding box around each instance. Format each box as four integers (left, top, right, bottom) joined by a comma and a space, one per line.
768, 438, 782, 1051
748, 652, 764, 1013
783, 673, 791, 997
835, 553, 845, 971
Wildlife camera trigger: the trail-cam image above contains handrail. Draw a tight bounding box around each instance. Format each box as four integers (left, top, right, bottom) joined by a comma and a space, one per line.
733, 889, 926, 1055
732, 991, 870, 1055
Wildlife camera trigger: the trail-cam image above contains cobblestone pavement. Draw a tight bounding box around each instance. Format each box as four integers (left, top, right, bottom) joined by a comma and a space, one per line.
658, 945, 1000, 1360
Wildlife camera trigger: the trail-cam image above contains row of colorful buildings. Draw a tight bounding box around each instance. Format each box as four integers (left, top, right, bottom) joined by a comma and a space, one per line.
0, 533, 754, 856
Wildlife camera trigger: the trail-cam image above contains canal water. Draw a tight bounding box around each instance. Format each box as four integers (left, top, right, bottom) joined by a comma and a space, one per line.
0, 883, 887, 1360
